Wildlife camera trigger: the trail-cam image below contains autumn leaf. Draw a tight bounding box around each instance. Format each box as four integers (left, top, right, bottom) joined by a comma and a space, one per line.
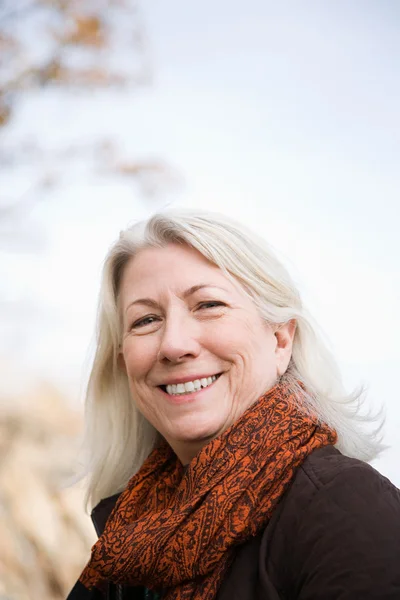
64, 14, 106, 48
0, 94, 11, 127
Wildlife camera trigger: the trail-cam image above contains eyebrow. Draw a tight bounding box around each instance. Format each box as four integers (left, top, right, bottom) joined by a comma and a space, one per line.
125, 284, 225, 313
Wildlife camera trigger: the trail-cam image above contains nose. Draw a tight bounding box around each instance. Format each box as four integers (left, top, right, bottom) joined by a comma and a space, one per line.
157, 311, 201, 364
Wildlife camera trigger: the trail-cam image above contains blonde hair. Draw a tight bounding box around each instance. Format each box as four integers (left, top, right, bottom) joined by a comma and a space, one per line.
84, 209, 384, 508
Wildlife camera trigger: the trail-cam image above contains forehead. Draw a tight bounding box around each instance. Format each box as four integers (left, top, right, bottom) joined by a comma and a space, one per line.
119, 243, 239, 303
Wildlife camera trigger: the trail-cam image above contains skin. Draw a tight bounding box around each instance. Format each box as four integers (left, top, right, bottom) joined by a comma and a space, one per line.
119, 243, 296, 464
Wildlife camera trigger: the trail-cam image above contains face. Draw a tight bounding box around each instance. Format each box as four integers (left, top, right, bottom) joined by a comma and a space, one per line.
119, 243, 295, 463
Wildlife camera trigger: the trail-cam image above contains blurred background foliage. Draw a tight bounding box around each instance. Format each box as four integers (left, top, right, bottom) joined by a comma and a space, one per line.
0, 0, 174, 247
0, 1, 167, 598
0, 384, 95, 599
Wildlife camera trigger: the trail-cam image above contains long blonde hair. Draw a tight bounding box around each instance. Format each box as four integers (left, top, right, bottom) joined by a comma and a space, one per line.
83, 209, 384, 508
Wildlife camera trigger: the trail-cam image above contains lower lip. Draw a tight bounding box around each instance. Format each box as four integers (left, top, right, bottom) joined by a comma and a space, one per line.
158, 377, 220, 405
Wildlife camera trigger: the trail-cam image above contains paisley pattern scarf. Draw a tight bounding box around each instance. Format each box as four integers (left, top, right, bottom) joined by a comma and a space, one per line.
79, 380, 337, 599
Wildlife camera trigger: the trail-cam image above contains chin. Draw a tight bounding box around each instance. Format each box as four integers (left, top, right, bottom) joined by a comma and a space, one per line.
169, 418, 223, 445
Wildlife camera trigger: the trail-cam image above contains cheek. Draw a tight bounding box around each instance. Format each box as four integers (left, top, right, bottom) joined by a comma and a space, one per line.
215, 324, 276, 381
210, 316, 268, 357
123, 340, 158, 381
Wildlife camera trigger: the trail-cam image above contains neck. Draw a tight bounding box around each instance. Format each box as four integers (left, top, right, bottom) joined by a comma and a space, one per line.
167, 435, 216, 465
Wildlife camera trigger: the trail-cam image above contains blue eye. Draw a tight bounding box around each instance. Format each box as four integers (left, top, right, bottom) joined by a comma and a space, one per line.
198, 301, 225, 309
131, 315, 159, 329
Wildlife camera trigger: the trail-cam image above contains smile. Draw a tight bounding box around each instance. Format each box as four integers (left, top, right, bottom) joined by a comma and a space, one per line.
160, 374, 221, 396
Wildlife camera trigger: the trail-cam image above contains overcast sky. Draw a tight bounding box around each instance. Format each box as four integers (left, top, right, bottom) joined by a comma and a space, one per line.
1, 0, 399, 483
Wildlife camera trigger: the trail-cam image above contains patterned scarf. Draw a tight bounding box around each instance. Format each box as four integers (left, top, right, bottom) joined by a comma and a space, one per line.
79, 380, 337, 599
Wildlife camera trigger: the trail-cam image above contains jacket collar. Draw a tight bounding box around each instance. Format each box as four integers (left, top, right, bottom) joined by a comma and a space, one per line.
91, 492, 121, 536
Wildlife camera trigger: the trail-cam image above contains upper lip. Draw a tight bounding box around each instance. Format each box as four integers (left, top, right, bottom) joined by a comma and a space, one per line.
156, 373, 221, 386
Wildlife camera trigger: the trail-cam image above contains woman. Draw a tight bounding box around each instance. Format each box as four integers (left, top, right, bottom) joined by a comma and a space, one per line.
68, 210, 400, 600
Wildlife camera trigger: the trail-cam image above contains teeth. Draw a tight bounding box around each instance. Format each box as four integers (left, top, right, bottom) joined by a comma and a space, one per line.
165, 375, 218, 396
185, 381, 195, 392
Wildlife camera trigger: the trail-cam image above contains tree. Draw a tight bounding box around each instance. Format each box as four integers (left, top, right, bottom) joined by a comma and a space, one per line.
0, 0, 175, 246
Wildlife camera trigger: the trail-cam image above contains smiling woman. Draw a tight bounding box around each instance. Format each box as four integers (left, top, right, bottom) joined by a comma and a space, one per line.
67, 210, 400, 600
117, 243, 295, 465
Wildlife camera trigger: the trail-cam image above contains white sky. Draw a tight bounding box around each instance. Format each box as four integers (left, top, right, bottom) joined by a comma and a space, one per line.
1, 0, 399, 483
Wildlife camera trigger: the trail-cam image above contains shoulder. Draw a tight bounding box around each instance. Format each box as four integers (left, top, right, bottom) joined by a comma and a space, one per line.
280, 445, 400, 543
264, 446, 400, 599
299, 444, 399, 498
278, 445, 400, 514
291, 445, 400, 548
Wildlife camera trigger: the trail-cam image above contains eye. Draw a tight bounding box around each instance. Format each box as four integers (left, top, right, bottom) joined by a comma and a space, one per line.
130, 315, 160, 330
197, 301, 226, 310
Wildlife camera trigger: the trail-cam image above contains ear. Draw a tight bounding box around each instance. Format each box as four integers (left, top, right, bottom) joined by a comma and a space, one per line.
274, 319, 297, 376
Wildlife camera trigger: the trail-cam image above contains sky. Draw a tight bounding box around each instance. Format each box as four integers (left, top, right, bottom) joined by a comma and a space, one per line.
1, 0, 399, 483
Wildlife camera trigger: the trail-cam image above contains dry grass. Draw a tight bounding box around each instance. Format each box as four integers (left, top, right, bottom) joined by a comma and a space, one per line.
0, 384, 96, 599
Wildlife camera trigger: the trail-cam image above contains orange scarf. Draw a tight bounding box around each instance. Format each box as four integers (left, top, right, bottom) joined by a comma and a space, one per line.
80, 380, 337, 599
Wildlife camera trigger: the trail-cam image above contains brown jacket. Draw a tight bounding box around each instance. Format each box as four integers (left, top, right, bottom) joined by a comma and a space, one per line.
68, 446, 400, 599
